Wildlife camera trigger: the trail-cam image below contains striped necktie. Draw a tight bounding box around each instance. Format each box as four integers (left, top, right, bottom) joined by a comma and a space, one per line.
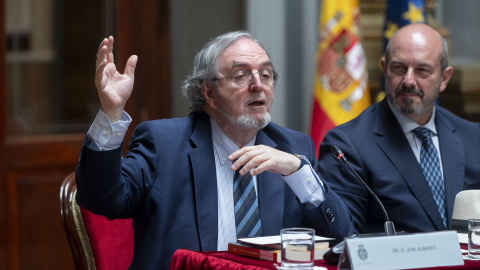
413, 127, 447, 227
233, 167, 262, 238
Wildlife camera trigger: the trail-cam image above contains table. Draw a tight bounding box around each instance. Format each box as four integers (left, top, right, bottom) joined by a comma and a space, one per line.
169, 247, 480, 270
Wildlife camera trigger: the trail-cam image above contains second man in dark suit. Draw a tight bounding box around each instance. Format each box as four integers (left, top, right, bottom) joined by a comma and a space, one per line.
318, 23, 480, 234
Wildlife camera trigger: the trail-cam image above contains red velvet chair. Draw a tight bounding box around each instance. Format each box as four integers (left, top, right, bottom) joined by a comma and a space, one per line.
60, 172, 134, 269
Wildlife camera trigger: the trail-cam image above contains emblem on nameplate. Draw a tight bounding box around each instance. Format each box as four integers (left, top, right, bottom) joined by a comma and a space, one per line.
357, 244, 368, 261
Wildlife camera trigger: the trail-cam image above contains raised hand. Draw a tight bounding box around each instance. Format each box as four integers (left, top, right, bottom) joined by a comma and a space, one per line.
229, 145, 302, 177
95, 36, 138, 122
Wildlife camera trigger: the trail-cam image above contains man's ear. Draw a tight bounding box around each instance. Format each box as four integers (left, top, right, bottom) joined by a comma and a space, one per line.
380, 56, 387, 75
439, 66, 453, 93
202, 81, 219, 110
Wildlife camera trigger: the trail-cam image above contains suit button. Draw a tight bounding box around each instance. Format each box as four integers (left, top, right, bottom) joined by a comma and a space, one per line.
325, 208, 335, 222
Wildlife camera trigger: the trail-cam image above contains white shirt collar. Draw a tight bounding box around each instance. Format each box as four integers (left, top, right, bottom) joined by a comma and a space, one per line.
387, 100, 438, 135
210, 117, 256, 165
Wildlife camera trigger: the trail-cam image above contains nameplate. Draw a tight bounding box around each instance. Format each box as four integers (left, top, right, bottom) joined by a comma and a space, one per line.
342, 231, 463, 270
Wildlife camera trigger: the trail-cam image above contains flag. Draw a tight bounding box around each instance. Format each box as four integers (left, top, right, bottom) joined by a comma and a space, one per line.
310, 0, 370, 156
377, 0, 427, 101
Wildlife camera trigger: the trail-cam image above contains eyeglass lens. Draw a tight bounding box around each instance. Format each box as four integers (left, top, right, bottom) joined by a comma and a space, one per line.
234, 70, 274, 86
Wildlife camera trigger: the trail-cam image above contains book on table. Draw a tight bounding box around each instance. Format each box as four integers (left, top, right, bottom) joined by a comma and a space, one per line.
228, 235, 332, 263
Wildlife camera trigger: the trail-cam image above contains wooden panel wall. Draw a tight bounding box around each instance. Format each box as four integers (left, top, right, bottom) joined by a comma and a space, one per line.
0, 0, 6, 268
3, 136, 83, 269
0, 0, 170, 269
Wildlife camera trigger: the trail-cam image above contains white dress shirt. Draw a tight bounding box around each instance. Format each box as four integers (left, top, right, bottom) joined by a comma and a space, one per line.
388, 102, 444, 177
87, 109, 327, 251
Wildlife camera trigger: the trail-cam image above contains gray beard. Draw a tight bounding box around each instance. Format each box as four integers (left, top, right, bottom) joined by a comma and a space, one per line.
220, 107, 271, 130
386, 83, 440, 116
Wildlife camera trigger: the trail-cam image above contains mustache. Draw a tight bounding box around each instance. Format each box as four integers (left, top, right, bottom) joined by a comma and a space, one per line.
395, 86, 424, 97
244, 94, 267, 104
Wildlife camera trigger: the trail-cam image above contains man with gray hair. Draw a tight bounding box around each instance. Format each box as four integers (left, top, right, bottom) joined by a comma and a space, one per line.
75, 31, 353, 269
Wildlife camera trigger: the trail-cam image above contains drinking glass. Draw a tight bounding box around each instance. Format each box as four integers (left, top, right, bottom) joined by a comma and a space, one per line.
468, 218, 480, 260
280, 227, 315, 269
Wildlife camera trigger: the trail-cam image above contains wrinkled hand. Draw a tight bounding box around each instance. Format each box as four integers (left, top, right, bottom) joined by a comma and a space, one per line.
95, 36, 138, 122
229, 145, 301, 177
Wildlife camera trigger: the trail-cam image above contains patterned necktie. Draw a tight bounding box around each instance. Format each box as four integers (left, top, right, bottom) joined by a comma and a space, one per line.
233, 166, 262, 238
413, 127, 447, 227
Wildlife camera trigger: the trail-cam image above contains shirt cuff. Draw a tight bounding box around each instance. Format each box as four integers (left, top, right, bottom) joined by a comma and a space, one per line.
283, 163, 326, 207
87, 109, 132, 150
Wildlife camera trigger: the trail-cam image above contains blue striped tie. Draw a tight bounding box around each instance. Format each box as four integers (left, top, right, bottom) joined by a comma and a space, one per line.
233, 167, 262, 238
413, 127, 447, 227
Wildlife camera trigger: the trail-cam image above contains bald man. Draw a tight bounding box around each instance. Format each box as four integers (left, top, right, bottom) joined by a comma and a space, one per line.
318, 23, 480, 234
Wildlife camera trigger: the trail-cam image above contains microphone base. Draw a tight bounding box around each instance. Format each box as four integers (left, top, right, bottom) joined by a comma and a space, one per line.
384, 221, 396, 236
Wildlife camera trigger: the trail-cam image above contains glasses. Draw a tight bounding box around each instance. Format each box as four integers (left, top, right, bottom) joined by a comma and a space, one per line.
215, 69, 275, 87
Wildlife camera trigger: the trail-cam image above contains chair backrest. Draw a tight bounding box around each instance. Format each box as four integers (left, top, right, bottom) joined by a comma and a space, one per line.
60, 172, 134, 270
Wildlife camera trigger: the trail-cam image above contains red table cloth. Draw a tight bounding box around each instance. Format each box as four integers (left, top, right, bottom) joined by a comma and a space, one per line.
169, 247, 480, 270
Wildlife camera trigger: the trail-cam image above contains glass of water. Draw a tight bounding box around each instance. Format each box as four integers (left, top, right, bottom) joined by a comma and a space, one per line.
280, 227, 315, 269
468, 218, 480, 260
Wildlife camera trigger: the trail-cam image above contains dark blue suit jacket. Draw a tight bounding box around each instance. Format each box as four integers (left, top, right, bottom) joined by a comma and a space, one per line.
319, 99, 480, 235
76, 112, 353, 269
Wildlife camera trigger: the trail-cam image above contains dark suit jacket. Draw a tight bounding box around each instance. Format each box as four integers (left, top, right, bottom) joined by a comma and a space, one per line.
76, 112, 353, 269
318, 99, 480, 235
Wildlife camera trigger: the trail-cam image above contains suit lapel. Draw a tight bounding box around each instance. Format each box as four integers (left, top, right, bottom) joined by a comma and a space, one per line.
189, 114, 218, 251
435, 110, 465, 224
187, 116, 291, 247
375, 100, 445, 230
254, 130, 285, 236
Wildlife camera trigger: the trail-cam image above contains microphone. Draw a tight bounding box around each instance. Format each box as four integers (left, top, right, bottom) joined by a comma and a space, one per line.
330, 145, 396, 236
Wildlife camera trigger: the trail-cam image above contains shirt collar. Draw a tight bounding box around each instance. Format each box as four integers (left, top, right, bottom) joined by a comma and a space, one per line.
210, 117, 256, 165
387, 100, 438, 135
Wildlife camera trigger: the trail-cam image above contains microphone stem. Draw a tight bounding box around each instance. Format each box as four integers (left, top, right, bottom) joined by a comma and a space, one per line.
342, 160, 391, 222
